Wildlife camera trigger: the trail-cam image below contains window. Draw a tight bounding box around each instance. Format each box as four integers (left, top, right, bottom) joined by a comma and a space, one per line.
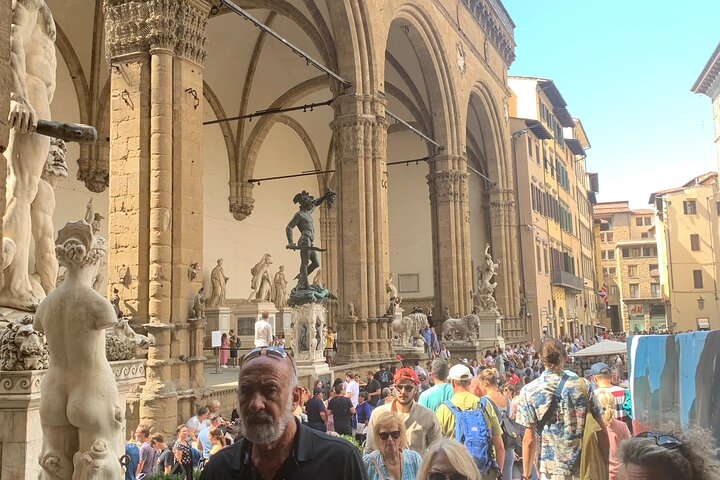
527, 137, 533, 157
636, 217, 643, 226
683, 200, 697, 215
642, 246, 656, 257
641, 232, 649, 239
607, 232, 614, 243
609, 267, 617, 278
622, 248, 630, 258
651, 283, 660, 298
543, 247, 549, 274
631, 247, 641, 257
610, 285, 619, 296
644, 217, 652, 226
649, 264, 659, 276
693, 269, 704, 289
629, 284, 640, 298
536, 244, 542, 272
397, 274, 420, 293
607, 250, 615, 260
691, 234, 700, 252
628, 265, 638, 278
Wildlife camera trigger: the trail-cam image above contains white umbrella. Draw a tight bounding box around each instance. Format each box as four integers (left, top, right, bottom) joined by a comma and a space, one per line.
570, 340, 627, 357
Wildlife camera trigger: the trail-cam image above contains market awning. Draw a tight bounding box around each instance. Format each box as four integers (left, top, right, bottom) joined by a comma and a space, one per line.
570, 340, 627, 357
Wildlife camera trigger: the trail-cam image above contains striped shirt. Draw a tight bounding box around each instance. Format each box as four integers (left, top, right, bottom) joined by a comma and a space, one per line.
596, 385, 627, 420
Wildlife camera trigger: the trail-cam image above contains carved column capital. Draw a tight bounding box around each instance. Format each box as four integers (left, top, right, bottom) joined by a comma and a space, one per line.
104, 0, 209, 65
427, 170, 469, 203
229, 181, 255, 221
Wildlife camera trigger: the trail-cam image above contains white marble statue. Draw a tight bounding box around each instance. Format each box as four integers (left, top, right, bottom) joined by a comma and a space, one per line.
273, 265, 287, 308
0, 314, 49, 370
191, 287, 206, 319
386, 273, 402, 316
208, 258, 229, 307
0, 0, 58, 311
85, 198, 107, 293
105, 318, 149, 361
248, 254, 273, 302
34, 220, 124, 479
474, 243, 500, 312
31, 137, 68, 296
441, 314, 481, 342
391, 312, 428, 347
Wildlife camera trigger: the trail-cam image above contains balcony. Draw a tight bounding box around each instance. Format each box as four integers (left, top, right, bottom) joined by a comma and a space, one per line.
551, 270, 584, 291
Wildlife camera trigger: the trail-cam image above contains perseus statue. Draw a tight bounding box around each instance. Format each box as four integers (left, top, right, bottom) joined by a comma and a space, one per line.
285, 188, 336, 289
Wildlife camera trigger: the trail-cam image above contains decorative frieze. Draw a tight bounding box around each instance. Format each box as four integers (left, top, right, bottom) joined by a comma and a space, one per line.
462, 0, 515, 66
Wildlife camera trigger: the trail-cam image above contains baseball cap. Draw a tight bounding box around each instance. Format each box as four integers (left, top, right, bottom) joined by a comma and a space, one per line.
393, 367, 420, 386
313, 387, 323, 395
448, 364, 472, 381
590, 362, 611, 376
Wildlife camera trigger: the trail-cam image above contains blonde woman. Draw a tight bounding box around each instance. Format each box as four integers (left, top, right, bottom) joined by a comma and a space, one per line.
208, 427, 226, 457
596, 390, 631, 480
477, 368, 516, 480
362, 411, 422, 479
417, 438, 481, 480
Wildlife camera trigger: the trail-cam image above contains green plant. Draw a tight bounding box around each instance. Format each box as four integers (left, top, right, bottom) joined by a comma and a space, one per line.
339, 434, 363, 453
144, 474, 184, 480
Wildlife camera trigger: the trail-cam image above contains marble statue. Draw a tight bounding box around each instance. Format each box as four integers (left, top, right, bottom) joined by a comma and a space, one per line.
32, 137, 68, 296
391, 312, 428, 347
285, 188, 336, 306
0, 314, 49, 370
105, 318, 149, 361
273, 266, 287, 308
474, 243, 500, 312
312, 269, 323, 286
34, 220, 124, 479
0, 0, 58, 312
248, 253, 273, 302
348, 302, 356, 318
441, 314, 481, 342
109, 288, 122, 318
386, 273, 402, 316
208, 258, 229, 307
191, 287, 206, 319
188, 262, 200, 281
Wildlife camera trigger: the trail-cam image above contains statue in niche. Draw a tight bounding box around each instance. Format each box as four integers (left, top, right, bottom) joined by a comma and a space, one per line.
386, 273, 402, 317
31, 137, 68, 296
0, 0, 58, 312
248, 254, 273, 302
285, 188, 337, 307
0, 314, 49, 371
110, 288, 122, 318
348, 302, 356, 318
208, 258, 229, 308
273, 265, 288, 308
298, 321, 308, 352
188, 262, 201, 281
191, 287, 206, 319
35, 220, 124, 479
87, 199, 108, 294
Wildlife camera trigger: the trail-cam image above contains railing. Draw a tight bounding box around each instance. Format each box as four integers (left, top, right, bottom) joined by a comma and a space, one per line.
550, 270, 584, 291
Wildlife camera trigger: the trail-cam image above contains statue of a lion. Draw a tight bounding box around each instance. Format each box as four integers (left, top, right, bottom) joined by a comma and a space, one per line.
0, 314, 50, 370
105, 318, 149, 361
441, 314, 481, 342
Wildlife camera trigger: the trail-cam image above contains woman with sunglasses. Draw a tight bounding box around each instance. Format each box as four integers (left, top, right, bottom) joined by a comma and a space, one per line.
417, 438, 481, 480
619, 430, 719, 480
362, 411, 421, 479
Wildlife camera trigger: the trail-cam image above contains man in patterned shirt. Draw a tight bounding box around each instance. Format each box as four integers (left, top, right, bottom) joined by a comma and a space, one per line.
515, 339, 609, 480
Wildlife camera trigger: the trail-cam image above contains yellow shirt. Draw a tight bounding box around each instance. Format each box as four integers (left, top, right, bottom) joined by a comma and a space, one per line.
436, 391, 502, 439
325, 332, 335, 349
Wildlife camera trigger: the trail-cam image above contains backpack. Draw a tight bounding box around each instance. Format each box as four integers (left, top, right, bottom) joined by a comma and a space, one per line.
485, 396, 524, 449
443, 398, 494, 475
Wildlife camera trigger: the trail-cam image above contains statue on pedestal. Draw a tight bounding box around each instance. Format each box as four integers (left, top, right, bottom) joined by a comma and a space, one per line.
473, 243, 500, 313
208, 258, 229, 308
386, 273, 402, 316
109, 288, 122, 318
85, 198, 107, 293
285, 188, 336, 307
273, 266, 287, 308
0, 0, 58, 312
248, 254, 273, 302
191, 287, 206, 319
35, 220, 124, 478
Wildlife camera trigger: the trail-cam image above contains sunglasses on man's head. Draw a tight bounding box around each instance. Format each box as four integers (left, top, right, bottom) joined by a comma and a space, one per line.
394, 383, 415, 392
378, 430, 401, 441
241, 346, 296, 372
428, 472, 468, 480
636, 431, 682, 450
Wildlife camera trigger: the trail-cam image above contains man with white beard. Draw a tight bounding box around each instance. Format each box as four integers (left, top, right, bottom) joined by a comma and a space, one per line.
200, 346, 367, 479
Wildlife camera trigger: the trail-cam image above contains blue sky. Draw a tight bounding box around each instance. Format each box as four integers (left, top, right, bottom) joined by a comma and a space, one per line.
504, 1, 719, 208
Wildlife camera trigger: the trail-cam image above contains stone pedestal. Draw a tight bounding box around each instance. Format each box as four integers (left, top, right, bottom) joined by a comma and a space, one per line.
205, 307, 231, 337
291, 304, 330, 380
395, 346, 427, 365
231, 301, 278, 354
444, 311, 504, 362
0, 359, 145, 480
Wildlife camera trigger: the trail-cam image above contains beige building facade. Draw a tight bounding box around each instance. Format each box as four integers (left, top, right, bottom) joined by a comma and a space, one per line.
509, 77, 600, 343
692, 42, 720, 172
593, 202, 665, 332
651, 173, 720, 332
0, 0, 527, 434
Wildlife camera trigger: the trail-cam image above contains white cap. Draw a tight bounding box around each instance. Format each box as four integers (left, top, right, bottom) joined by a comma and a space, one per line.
448, 364, 472, 381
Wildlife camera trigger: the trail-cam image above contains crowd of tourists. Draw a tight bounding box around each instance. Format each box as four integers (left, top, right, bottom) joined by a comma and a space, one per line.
125, 339, 719, 480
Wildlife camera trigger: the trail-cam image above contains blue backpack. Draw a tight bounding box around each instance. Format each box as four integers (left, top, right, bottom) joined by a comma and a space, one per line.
443, 398, 494, 475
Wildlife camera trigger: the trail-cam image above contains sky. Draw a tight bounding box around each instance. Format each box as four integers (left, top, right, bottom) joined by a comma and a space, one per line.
503, 1, 720, 208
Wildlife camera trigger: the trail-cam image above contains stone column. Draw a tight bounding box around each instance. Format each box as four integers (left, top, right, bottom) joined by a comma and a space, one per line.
104, 0, 210, 434
319, 206, 338, 326
427, 155, 473, 318
488, 187, 521, 321
331, 93, 391, 364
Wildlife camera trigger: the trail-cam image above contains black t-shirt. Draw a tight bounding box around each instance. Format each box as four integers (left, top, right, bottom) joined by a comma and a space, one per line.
365, 379, 381, 406
154, 447, 174, 474
305, 396, 326, 424
200, 419, 367, 480
374, 369, 392, 389
327, 396, 353, 431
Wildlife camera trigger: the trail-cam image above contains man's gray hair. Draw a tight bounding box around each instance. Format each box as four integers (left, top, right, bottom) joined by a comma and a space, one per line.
431, 359, 450, 381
